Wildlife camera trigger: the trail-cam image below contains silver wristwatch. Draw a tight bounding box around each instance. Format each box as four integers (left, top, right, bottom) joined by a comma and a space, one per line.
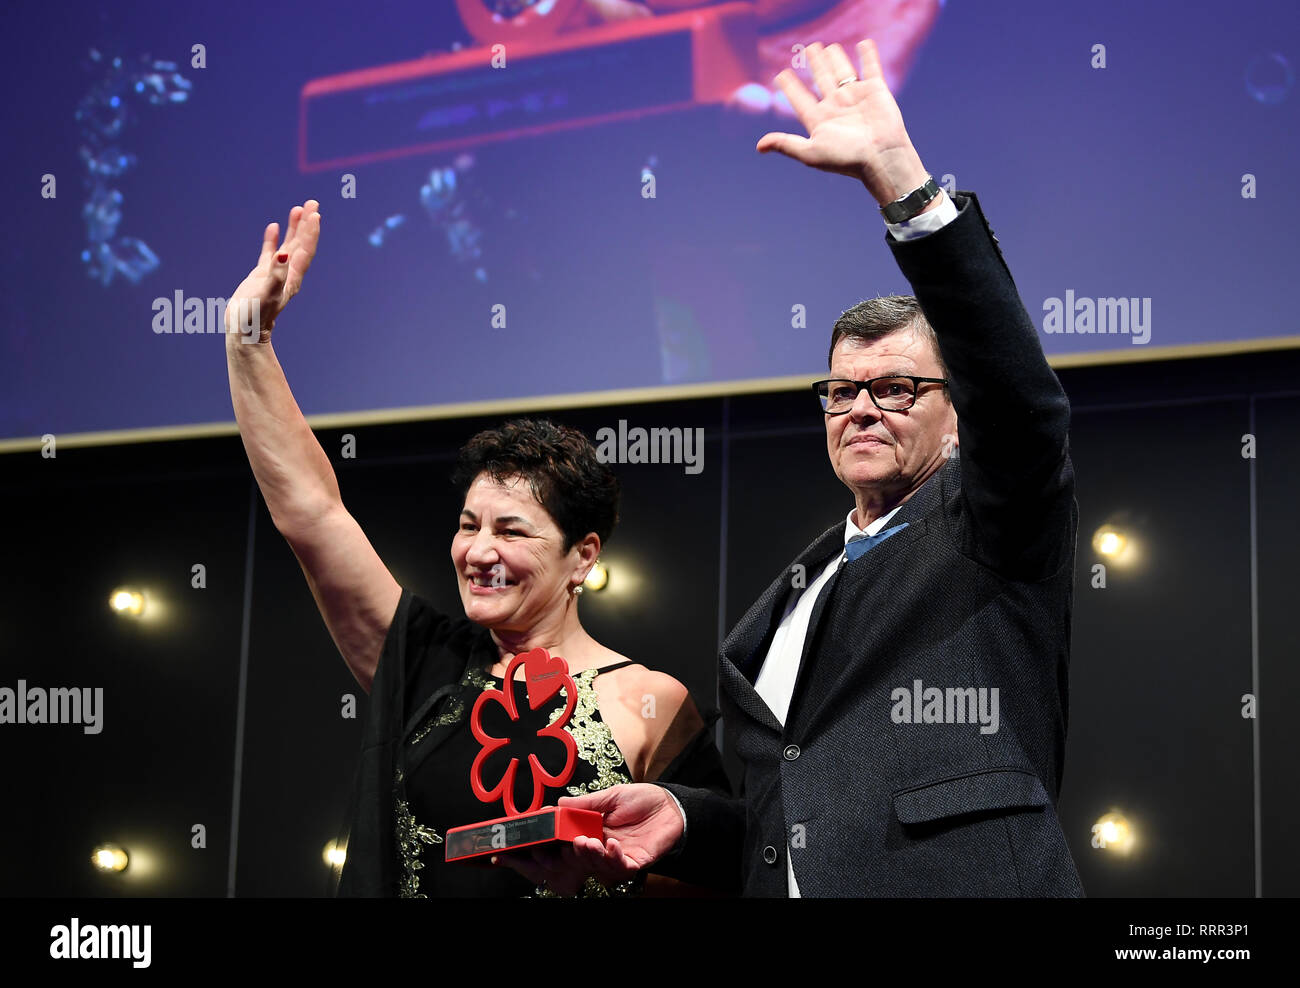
880, 176, 941, 224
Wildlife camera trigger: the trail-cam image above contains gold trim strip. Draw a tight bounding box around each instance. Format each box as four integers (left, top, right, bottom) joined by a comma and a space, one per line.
3, 335, 1297, 454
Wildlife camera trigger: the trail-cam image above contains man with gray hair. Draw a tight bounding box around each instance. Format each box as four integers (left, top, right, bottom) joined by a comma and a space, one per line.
504, 37, 1082, 897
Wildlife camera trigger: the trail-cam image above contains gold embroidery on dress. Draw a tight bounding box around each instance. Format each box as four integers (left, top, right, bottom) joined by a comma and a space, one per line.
408, 699, 463, 747
526, 674, 635, 898
559, 669, 633, 796
408, 662, 499, 746
465, 665, 495, 690
393, 766, 442, 898
532, 876, 634, 898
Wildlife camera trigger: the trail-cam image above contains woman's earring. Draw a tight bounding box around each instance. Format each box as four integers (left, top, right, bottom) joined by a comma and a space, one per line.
571, 584, 584, 596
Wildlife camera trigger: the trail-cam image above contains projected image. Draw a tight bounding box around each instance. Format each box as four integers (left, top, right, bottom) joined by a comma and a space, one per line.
300, 1, 941, 169
1, 0, 1296, 443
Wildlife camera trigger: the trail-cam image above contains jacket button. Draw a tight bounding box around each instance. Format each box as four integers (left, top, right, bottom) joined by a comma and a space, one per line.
783, 744, 801, 761
762, 845, 779, 865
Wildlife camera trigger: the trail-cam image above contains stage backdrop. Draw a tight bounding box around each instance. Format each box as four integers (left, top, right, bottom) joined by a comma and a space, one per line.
2, 0, 1297, 444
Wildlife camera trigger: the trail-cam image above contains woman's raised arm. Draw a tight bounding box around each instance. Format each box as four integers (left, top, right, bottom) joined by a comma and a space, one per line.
224, 200, 400, 693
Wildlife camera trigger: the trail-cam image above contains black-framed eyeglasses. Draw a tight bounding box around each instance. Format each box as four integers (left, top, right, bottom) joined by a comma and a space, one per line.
812, 376, 949, 414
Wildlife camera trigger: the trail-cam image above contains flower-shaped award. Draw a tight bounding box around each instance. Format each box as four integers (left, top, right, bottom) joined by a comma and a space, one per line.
445, 647, 605, 862
469, 647, 578, 815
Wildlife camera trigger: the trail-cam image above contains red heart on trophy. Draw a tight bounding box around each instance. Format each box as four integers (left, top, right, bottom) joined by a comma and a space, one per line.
522, 647, 569, 710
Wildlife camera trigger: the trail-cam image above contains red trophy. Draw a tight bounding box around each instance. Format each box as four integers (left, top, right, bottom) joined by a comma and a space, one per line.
444, 647, 603, 862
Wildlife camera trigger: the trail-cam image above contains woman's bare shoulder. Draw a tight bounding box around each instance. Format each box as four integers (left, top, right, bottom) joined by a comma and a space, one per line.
592, 654, 690, 708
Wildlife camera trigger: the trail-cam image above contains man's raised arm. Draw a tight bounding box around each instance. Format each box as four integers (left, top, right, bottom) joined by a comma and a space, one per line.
761, 39, 1072, 578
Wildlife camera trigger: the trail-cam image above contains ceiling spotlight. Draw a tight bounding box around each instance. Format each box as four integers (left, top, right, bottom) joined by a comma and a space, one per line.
1092, 811, 1135, 854
91, 843, 129, 873
323, 840, 347, 868
583, 562, 609, 592
1093, 528, 1127, 556
1090, 516, 1142, 568
109, 589, 145, 617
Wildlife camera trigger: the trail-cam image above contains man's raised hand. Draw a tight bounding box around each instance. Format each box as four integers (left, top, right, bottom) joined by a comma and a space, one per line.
224, 199, 321, 345
756, 39, 930, 208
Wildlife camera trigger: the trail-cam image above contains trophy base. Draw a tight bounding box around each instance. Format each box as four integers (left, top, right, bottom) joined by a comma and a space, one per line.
444, 807, 604, 863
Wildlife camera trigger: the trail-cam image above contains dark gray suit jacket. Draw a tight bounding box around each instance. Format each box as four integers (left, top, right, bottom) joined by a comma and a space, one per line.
657, 191, 1084, 897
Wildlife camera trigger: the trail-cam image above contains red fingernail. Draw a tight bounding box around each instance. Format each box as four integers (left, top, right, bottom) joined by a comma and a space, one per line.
277, 252, 289, 263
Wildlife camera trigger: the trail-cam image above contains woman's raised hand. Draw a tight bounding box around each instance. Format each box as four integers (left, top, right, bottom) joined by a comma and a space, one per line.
224, 200, 321, 345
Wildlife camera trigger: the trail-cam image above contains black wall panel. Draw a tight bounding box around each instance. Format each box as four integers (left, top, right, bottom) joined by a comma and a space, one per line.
3, 349, 1298, 897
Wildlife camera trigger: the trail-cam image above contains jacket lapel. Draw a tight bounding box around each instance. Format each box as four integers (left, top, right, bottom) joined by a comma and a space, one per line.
717, 522, 846, 729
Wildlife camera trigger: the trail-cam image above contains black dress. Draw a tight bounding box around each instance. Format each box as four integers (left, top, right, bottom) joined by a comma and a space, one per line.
336, 588, 732, 897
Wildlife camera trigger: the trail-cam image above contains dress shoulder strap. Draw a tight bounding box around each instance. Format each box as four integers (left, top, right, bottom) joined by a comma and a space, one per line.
590, 659, 635, 676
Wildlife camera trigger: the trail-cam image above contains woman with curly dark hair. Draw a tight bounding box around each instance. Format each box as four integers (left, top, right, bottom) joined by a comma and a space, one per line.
223, 200, 727, 897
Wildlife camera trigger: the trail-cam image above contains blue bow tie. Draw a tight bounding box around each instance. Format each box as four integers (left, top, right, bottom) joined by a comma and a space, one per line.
844, 522, 909, 562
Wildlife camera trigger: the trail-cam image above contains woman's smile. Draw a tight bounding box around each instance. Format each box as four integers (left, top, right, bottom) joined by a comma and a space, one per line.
466, 566, 517, 594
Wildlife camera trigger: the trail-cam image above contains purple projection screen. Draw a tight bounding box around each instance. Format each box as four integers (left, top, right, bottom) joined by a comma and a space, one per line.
2, 0, 1297, 445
